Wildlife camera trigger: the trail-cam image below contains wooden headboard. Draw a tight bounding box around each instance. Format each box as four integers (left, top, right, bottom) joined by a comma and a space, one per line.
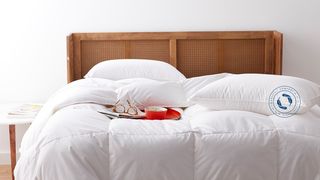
67, 31, 283, 83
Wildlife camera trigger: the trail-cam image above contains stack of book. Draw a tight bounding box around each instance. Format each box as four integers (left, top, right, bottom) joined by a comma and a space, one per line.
7, 104, 42, 118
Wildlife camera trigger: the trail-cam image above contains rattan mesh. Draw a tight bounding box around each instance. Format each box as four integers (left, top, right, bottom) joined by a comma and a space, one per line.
223, 39, 265, 73
177, 40, 220, 77
129, 40, 170, 62
81, 40, 126, 75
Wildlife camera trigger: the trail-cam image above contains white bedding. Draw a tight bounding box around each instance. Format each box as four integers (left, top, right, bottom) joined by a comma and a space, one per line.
15, 79, 320, 180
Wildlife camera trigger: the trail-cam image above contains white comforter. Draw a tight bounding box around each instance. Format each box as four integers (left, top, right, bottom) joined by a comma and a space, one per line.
15, 79, 320, 180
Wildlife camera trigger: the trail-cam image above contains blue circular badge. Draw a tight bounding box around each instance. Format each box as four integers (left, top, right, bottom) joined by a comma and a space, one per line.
268, 86, 301, 118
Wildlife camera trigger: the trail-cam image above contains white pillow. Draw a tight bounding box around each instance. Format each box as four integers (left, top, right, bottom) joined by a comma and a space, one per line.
85, 59, 186, 81
116, 79, 188, 109
116, 78, 156, 85
189, 74, 320, 116
181, 73, 232, 98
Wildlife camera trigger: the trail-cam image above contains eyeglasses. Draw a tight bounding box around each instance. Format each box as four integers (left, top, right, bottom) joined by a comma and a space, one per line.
112, 100, 138, 115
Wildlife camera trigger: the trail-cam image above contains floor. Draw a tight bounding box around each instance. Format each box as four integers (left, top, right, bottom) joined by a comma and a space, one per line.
0, 165, 11, 180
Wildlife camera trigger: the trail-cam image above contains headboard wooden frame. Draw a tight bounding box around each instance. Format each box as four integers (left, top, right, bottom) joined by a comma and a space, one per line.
67, 31, 283, 83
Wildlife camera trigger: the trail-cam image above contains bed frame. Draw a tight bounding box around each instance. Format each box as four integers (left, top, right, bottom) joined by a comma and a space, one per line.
67, 31, 283, 83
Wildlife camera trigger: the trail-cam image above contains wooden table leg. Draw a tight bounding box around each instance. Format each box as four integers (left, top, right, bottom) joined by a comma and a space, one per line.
9, 125, 16, 180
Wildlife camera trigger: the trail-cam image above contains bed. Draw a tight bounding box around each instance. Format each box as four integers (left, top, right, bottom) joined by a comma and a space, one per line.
14, 31, 320, 180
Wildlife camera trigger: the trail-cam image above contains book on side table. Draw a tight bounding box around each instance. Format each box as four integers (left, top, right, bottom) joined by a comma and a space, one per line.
7, 104, 42, 119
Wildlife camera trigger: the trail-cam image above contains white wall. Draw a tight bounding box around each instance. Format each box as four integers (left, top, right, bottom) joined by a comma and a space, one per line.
0, 0, 320, 163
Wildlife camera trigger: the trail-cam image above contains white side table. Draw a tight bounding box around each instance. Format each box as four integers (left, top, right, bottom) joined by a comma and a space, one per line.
0, 104, 35, 180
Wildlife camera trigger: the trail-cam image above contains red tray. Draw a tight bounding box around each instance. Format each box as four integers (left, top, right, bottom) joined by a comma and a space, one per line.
144, 108, 181, 120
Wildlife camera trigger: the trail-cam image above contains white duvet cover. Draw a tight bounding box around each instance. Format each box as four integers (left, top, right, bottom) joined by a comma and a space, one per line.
15, 79, 320, 180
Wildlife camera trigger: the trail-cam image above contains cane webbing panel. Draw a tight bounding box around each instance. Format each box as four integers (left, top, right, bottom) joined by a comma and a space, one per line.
81, 40, 126, 76
177, 39, 265, 77
129, 40, 170, 62
80, 40, 170, 76
177, 40, 221, 77
67, 31, 282, 82
222, 39, 265, 73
